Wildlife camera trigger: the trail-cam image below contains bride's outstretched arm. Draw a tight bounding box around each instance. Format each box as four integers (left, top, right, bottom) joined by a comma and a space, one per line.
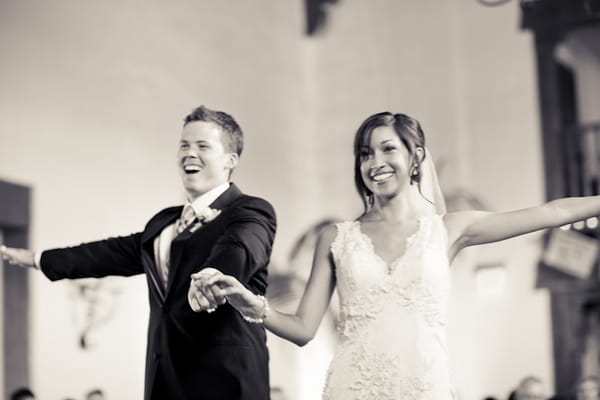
447, 195, 600, 262
198, 224, 338, 347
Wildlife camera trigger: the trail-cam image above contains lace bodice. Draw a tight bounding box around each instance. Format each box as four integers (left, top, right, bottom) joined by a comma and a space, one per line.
323, 214, 453, 400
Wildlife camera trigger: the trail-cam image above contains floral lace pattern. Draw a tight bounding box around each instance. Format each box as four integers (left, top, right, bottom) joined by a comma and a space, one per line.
323, 215, 452, 399
348, 346, 432, 399
323, 343, 440, 400
337, 278, 448, 340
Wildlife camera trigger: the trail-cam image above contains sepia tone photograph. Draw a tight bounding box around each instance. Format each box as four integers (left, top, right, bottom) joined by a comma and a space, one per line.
1, 0, 600, 399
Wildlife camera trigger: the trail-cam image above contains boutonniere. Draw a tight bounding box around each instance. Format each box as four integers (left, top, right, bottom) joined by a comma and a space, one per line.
189, 207, 221, 233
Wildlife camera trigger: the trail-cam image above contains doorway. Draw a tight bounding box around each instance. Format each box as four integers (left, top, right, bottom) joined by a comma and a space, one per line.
0, 179, 31, 398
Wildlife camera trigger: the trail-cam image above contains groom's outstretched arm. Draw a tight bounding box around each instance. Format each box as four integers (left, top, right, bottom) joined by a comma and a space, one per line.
3, 234, 146, 280
40, 234, 145, 280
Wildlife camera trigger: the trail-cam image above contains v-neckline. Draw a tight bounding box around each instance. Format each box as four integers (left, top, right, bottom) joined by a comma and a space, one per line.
355, 216, 427, 274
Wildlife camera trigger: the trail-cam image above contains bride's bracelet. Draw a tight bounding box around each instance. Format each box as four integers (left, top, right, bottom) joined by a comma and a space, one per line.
241, 295, 269, 324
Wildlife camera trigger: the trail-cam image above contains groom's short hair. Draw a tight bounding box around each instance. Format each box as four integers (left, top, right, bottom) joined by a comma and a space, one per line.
184, 105, 244, 156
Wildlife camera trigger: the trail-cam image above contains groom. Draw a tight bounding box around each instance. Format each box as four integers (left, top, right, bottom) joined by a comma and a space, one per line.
1, 105, 276, 400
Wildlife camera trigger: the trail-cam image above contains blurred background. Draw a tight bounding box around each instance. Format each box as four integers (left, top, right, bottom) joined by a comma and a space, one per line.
0, 0, 599, 399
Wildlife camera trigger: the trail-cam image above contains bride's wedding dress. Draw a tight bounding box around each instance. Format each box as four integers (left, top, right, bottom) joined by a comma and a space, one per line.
323, 214, 453, 400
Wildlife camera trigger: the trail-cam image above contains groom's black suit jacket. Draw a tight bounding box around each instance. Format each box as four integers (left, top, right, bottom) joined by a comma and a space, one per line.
40, 184, 276, 400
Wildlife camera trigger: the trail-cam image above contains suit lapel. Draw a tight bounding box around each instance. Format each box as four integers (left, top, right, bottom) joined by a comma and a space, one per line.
143, 208, 182, 243
141, 208, 182, 302
166, 183, 243, 295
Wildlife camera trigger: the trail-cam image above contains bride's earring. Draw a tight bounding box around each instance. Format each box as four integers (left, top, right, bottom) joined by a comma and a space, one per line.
409, 162, 420, 185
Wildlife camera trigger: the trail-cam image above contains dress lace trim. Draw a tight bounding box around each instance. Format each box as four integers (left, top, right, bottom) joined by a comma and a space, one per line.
332, 216, 447, 340
336, 278, 447, 340
322, 344, 435, 400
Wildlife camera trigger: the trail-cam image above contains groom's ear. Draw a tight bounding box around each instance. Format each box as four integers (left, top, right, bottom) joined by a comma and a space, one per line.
225, 153, 239, 171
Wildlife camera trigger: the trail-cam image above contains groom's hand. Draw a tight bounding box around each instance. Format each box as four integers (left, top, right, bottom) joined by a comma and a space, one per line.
0, 245, 36, 269
188, 267, 226, 313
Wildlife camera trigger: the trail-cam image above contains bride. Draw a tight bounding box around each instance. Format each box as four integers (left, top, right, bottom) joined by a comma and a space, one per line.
189, 111, 600, 399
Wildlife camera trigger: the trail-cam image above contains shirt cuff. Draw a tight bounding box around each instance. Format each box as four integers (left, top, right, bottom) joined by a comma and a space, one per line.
34, 252, 42, 270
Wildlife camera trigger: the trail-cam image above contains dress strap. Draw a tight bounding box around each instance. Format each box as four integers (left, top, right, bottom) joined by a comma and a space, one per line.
330, 221, 357, 261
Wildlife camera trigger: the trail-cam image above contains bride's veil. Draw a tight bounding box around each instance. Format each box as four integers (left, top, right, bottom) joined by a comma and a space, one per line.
420, 147, 446, 215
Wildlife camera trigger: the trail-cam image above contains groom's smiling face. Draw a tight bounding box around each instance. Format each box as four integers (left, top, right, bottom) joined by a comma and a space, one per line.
178, 121, 237, 199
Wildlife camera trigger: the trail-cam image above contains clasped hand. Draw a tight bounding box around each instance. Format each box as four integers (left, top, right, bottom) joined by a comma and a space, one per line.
188, 267, 227, 313
188, 268, 262, 317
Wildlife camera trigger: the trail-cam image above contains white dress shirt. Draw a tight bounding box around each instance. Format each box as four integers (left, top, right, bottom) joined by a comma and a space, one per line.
154, 182, 230, 286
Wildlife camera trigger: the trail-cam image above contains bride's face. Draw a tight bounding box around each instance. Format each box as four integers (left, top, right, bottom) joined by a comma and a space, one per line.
359, 126, 411, 198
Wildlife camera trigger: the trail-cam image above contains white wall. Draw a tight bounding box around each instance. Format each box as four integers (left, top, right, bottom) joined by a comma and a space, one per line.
0, 0, 554, 399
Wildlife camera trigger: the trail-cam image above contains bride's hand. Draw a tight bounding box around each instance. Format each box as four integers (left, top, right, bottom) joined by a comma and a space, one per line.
205, 274, 266, 320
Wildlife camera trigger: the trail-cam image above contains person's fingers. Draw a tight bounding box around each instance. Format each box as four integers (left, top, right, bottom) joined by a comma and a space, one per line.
0, 246, 33, 267
198, 281, 217, 305
188, 289, 202, 312
220, 287, 238, 297
190, 270, 253, 313
202, 267, 221, 276
202, 277, 234, 306
204, 274, 224, 286
205, 274, 237, 289
0, 245, 9, 261
195, 292, 212, 311
197, 276, 228, 303
192, 276, 204, 288
194, 274, 228, 306
191, 267, 221, 281
191, 273, 221, 298
193, 277, 215, 297
0, 246, 15, 261
206, 284, 226, 305
188, 281, 214, 312
191, 297, 202, 312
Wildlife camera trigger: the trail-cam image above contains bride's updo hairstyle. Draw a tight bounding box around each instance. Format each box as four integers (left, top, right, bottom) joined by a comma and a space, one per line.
353, 112, 427, 210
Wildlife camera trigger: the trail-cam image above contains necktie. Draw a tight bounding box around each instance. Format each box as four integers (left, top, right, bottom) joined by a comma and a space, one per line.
159, 204, 197, 288
175, 203, 197, 235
